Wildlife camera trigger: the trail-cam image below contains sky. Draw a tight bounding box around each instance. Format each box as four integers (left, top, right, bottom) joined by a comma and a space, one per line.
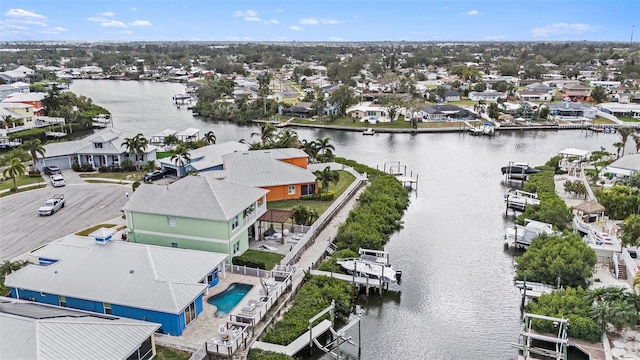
0, 0, 638, 42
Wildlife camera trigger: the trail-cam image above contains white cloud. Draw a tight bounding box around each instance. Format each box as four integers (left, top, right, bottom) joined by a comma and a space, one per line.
101, 20, 127, 28
233, 9, 259, 18
87, 17, 108, 23
130, 7, 138, 12
290, 25, 303, 31
53, 26, 67, 32
464, 10, 480, 16
101, 12, 115, 17
40, 27, 67, 35
244, 17, 261, 22
329, 36, 343, 41
300, 18, 318, 25
483, 35, 506, 40
531, 22, 596, 37
5, 8, 46, 19
130, 20, 151, 27
263, 19, 279, 25
322, 19, 338, 25
1, 23, 28, 30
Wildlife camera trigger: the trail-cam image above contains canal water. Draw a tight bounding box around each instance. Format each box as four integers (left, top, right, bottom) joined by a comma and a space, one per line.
70, 80, 621, 359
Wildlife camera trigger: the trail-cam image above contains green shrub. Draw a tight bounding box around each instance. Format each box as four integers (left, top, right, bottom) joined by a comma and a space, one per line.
247, 349, 293, 360
232, 255, 266, 270
261, 276, 356, 345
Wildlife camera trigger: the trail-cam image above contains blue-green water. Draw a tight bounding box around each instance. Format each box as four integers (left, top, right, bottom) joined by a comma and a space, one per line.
207, 283, 253, 317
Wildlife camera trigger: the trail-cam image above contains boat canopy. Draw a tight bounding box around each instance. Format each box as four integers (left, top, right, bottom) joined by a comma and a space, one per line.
558, 148, 590, 159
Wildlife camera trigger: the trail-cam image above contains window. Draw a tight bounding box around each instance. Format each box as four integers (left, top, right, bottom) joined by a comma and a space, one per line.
232, 215, 239, 230
94, 143, 103, 149
104, 302, 112, 315
301, 184, 316, 196
207, 270, 218, 283
171, 242, 178, 248
184, 301, 196, 326
59, 296, 67, 307
233, 242, 240, 254
288, 185, 296, 195
167, 216, 176, 226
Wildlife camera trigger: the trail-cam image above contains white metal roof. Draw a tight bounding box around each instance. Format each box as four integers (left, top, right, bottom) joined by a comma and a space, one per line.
158, 141, 249, 171
558, 148, 590, 158
5, 237, 227, 314
123, 175, 267, 221
176, 127, 200, 137
0, 296, 160, 360
219, 150, 317, 188
42, 128, 157, 157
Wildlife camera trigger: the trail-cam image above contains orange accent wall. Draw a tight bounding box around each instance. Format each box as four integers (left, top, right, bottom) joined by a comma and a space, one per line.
278, 157, 308, 169
262, 182, 316, 201
6, 100, 43, 114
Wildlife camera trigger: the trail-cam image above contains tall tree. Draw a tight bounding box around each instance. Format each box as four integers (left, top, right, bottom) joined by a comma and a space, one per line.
620, 214, 640, 248
315, 137, 335, 158
313, 166, 340, 193
203, 131, 216, 145
170, 144, 191, 178
251, 123, 277, 147
617, 127, 634, 155
276, 129, 299, 148
21, 139, 45, 171
312, 87, 325, 122
329, 85, 355, 117
590, 86, 608, 103
300, 139, 319, 161
3, 158, 26, 191
122, 133, 148, 171
632, 134, 640, 154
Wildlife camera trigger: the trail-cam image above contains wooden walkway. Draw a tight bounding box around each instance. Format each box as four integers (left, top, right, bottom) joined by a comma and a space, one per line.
251, 319, 332, 356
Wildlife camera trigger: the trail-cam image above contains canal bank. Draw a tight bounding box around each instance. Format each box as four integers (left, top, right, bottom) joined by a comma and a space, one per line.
69, 79, 632, 359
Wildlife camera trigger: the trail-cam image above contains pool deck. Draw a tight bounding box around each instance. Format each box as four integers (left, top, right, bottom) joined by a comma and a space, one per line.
180, 273, 264, 345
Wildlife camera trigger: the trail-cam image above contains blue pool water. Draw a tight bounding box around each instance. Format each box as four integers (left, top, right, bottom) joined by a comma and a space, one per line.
207, 283, 253, 317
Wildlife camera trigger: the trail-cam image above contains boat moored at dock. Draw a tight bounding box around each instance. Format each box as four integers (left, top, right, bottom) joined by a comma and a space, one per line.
336, 248, 401, 284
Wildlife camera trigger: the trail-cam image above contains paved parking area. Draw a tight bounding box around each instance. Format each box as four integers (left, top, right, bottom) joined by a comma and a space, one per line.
0, 182, 130, 261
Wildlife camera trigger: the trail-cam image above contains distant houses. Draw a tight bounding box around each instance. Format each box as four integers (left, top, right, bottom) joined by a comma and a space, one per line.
5, 235, 227, 336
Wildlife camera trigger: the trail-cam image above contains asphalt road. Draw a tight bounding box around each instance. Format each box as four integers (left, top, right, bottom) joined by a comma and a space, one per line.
0, 183, 130, 261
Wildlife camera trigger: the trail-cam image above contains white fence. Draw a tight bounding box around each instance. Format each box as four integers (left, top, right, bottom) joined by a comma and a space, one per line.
280, 164, 367, 265
155, 333, 202, 352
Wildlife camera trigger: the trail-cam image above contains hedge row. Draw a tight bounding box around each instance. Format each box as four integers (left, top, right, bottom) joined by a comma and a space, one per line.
518, 166, 573, 230
260, 276, 356, 345
300, 190, 335, 201
232, 255, 266, 270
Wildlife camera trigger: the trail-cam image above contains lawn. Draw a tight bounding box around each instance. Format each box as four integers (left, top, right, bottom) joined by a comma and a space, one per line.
241, 249, 284, 270
155, 345, 192, 360
0, 183, 46, 198
75, 223, 116, 236
79, 171, 145, 181
0, 174, 45, 191
267, 170, 355, 215
618, 116, 640, 123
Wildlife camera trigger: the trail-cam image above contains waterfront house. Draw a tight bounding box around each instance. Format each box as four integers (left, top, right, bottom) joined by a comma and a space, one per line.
418, 104, 476, 122
5, 235, 227, 336
284, 102, 313, 118
158, 141, 249, 177
346, 102, 393, 122
124, 175, 268, 260
0, 66, 34, 83
547, 102, 597, 120
525, 82, 554, 93
468, 91, 506, 102
603, 154, 640, 179
0, 296, 160, 360
597, 102, 640, 119
1, 92, 46, 115
210, 148, 317, 201
37, 127, 158, 171
0, 104, 26, 127
0, 82, 30, 100
275, 91, 300, 104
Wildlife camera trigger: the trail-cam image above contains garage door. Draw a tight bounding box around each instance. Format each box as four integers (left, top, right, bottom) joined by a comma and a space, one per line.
41, 156, 72, 170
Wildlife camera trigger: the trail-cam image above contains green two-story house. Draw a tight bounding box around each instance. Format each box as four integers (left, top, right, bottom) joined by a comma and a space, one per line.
123, 175, 268, 261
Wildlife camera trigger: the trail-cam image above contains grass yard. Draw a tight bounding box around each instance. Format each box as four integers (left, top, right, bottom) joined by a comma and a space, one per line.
591, 117, 617, 124
618, 116, 640, 123
241, 249, 284, 270
0, 174, 45, 191
267, 170, 355, 215
0, 183, 46, 198
155, 345, 192, 360
79, 171, 144, 181
75, 223, 116, 236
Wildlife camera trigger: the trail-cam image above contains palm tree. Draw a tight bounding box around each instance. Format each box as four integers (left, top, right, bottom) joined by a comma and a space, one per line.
276, 129, 299, 148
617, 127, 634, 153
203, 131, 216, 145
171, 144, 191, 178
609, 301, 637, 331
313, 166, 340, 193
590, 300, 610, 332
632, 134, 640, 154
315, 137, 335, 159
300, 139, 319, 161
251, 123, 277, 146
613, 142, 625, 159
1, 115, 16, 129
163, 134, 179, 146
122, 133, 148, 171
21, 139, 45, 171
2, 158, 26, 191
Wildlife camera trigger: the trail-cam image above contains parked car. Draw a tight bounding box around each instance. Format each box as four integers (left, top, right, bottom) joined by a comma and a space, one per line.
43, 166, 61, 175
143, 170, 166, 182
50, 174, 65, 187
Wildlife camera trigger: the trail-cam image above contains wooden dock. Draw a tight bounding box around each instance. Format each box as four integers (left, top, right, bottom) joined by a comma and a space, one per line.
381, 161, 418, 191
310, 269, 395, 297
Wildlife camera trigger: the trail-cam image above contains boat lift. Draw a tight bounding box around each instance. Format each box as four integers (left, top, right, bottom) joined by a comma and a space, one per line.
381, 161, 418, 191
514, 313, 569, 360
313, 304, 365, 359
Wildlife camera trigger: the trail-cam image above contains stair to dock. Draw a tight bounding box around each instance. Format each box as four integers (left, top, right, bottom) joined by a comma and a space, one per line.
618, 261, 627, 280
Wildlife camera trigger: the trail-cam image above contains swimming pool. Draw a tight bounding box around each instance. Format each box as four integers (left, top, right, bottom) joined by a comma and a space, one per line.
207, 283, 253, 317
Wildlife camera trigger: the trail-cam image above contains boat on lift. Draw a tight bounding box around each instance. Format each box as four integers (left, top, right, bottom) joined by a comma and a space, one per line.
336, 248, 400, 283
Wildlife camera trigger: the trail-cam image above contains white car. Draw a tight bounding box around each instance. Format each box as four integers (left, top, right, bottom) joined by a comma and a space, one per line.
50, 174, 66, 187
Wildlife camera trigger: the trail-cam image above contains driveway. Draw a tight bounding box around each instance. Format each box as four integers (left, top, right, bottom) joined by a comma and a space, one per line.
0, 183, 130, 261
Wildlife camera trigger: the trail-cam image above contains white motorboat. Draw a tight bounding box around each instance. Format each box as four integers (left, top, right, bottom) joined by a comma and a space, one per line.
336, 249, 399, 283
363, 128, 375, 136
505, 219, 554, 248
